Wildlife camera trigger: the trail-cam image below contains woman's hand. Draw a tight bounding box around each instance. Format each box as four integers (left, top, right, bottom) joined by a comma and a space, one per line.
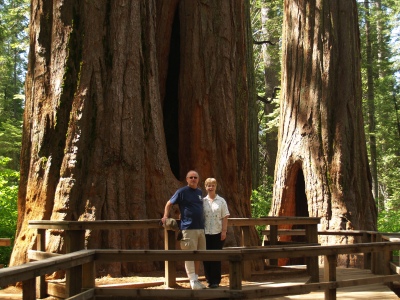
221, 231, 227, 240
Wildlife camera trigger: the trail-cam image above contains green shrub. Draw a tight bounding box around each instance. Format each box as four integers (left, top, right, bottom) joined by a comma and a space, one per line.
0, 157, 18, 267
251, 176, 273, 239
378, 210, 400, 233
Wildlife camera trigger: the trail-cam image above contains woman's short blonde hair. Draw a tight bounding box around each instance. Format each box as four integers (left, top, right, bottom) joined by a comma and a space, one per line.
204, 177, 217, 187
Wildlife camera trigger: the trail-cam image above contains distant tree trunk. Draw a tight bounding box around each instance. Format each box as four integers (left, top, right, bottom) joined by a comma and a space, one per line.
272, 0, 377, 265
364, 0, 379, 207
11, 0, 259, 276
261, 5, 280, 181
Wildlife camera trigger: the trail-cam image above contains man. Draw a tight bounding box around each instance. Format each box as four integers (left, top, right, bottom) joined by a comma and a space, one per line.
162, 170, 206, 290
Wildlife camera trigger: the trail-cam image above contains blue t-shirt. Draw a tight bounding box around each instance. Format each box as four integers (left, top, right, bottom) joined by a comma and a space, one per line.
170, 186, 204, 230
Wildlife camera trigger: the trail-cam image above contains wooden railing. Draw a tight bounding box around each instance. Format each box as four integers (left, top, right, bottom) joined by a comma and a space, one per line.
2, 217, 398, 299
262, 229, 396, 273
28, 217, 321, 288
0, 238, 11, 247
1, 242, 400, 300
0, 238, 12, 269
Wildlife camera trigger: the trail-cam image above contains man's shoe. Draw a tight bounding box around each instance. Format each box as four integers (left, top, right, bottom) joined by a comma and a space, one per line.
190, 280, 206, 289
197, 280, 207, 289
208, 283, 219, 288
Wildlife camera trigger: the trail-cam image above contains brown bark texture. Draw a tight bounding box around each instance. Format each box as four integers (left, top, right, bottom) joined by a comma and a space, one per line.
11, 0, 258, 275
272, 0, 377, 256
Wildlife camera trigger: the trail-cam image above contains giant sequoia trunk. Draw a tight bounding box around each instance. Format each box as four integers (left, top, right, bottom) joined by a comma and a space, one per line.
11, 0, 259, 275
272, 0, 377, 265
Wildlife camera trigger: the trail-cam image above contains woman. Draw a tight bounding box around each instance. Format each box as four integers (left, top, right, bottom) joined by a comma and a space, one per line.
203, 178, 230, 288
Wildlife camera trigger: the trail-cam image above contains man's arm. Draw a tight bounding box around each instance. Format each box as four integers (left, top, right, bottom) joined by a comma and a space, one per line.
161, 200, 173, 224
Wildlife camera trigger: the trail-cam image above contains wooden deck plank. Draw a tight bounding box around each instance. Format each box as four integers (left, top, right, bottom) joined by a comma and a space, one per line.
268, 284, 398, 300
266, 267, 399, 300
0, 267, 398, 299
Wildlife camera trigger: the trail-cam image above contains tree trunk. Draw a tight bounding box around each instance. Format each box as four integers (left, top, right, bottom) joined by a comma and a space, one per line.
261, 5, 280, 181
11, 0, 259, 276
364, 0, 379, 207
272, 0, 377, 266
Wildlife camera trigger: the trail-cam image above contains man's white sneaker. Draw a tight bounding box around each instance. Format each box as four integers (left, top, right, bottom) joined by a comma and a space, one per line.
197, 280, 206, 289
190, 279, 206, 289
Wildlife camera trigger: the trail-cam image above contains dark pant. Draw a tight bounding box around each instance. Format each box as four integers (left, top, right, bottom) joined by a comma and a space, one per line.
203, 233, 225, 285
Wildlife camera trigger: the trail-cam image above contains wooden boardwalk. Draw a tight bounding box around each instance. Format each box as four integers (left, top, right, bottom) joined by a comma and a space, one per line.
0, 267, 398, 299
3, 221, 400, 299
246, 267, 399, 299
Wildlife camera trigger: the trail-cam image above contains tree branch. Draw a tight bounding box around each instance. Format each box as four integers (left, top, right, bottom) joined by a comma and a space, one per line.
253, 39, 276, 46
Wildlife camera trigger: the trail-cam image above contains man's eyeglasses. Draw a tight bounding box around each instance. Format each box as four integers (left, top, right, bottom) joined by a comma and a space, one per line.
188, 176, 198, 179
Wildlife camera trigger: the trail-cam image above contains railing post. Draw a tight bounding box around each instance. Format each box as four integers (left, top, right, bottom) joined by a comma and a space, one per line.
82, 260, 95, 291
374, 233, 382, 274
241, 226, 251, 279
362, 232, 372, 269
305, 223, 319, 282
164, 229, 176, 288
382, 244, 392, 276
371, 232, 377, 273
23, 277, 36, 300
269, 225, 278, 266
324, 254, 337, 300
36, 228, 47, 298
65, 229, 85, 297
229, 258, 242, 290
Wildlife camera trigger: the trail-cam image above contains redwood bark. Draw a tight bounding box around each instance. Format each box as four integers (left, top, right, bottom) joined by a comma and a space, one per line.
272, 0, 377, 265
11, 0, 258, 275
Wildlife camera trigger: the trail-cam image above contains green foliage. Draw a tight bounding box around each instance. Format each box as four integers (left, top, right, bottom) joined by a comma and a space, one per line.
251, 0, 283, 97
358, 0, 400, 213
378, 210, 400, 233
0, 119, 22, 170
0, 0, 29, 124
251, 176, 273, 218
251, 175, 273, 238
0, 0, 27, 172
0, 157, 18, 267
251, 0, 282, 189
0, 0, 28, 267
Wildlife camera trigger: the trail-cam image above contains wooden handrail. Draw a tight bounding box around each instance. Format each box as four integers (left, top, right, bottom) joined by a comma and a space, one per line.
2, 242, 400, 300
0, 250, 95, 287
68, 241, 399, 262
228, 217, 320, 226
28, 217, 321, 230
382, 234, 400, 242
28, 219, 162, 230
240, 242, 400, 259
262, 229, 371, 236
0, 238, 11, 246
90, 242, 400, 261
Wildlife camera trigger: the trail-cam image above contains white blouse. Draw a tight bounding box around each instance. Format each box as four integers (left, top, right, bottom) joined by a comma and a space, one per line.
203, 195, 230, 235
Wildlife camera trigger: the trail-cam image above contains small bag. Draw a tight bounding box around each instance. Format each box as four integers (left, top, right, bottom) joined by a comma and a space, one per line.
162, 218, 179, 231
